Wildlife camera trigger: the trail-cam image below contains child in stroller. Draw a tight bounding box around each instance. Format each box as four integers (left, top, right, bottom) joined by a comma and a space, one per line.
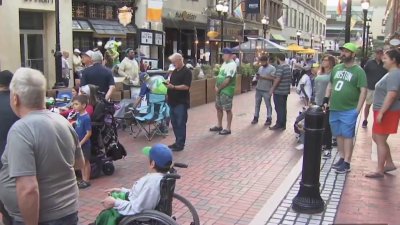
89, 91, 127, 178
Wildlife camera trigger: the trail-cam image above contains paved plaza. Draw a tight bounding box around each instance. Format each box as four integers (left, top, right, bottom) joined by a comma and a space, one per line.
78, 90, 400, 225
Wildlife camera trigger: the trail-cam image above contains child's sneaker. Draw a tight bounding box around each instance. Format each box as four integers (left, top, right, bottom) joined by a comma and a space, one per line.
335, 162, 351, 174
332, 158, 344, 169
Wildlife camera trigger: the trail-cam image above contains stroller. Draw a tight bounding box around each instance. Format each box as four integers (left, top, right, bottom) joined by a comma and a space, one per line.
89, 96, 127, 178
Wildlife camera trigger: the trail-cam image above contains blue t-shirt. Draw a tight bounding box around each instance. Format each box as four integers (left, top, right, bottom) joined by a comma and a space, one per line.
139, 83, 150, 98
75, 113, 91, 149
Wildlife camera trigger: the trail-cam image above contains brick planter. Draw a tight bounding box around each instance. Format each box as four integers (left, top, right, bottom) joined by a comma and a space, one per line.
206, 77, 216, 103
241, 76, 252, 93
235, 74, 242, 95
190, 79, 207, 107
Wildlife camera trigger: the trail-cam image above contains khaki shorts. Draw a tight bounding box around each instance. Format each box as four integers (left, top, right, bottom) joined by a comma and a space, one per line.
216, 93, 233, 111
366, 89, 374, 105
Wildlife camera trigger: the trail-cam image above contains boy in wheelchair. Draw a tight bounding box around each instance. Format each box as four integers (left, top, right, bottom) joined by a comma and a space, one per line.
94, 144, 173, 225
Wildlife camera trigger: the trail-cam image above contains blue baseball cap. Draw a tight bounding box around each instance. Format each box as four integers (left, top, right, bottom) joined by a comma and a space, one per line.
142, 144, 173, 168
139, 72, 150, 82
222, 48, 233, 54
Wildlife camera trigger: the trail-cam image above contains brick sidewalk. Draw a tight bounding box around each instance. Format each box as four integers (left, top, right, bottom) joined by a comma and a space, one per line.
78, 90, 305, 225
335, 122, 400, 224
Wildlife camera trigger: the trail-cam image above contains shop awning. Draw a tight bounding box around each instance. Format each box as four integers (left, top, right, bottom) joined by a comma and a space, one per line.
270, 34, 286, 42
72, 20, 93, 32
162, 18, 207, 30
87, 19, 137, 37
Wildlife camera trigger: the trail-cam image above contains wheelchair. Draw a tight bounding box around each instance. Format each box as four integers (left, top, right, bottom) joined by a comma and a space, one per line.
118, 163, 200, 225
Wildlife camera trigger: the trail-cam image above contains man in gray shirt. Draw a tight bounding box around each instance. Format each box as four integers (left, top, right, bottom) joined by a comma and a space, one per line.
0, 68, 84, 225
251, 55, 276, 126
270, 53, 292, 130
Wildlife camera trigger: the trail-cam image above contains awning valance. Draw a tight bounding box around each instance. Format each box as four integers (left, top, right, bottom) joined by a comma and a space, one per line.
86, 19, 137, 37
270, 34, 286, 42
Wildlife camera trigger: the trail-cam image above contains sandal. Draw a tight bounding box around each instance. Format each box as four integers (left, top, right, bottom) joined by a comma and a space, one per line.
209, 126, 223, 132
384, 165, 397, 173
219, 129, 231, 135
365, 172, 384, 178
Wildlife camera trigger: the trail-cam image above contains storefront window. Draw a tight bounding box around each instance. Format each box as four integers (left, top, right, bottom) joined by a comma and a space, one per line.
105, 6, 114, 20
73, 2, 86, 18
19, 11, 43, 30
89, 4, 97, 18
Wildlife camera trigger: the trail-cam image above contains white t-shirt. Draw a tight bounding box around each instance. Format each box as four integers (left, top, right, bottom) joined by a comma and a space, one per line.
297, 74, 312, 99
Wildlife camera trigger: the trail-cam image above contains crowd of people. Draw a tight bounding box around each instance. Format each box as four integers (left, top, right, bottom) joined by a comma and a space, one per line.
1, 40, 400, 224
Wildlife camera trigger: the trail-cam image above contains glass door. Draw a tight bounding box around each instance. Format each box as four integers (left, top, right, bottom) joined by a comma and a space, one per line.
20, 31, 44, 72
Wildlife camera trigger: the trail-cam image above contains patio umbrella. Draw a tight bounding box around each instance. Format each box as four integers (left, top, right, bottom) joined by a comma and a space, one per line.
287, 44, 305, 52
299, 49, 318, 54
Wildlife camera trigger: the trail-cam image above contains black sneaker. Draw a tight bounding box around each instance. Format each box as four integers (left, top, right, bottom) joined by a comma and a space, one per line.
168, 143, 177, 149
332, 158, 344, 169
264, 118, 272, 126
171, 146, 184, 152
269, 124, 285, 130
251, 117, 259, 124
335, 162, 351, 174
209, 126, 223, 132
362, 120, 368, 128
322, 150, 332, 159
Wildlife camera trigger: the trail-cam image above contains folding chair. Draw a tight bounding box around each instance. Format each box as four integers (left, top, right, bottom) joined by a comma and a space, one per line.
133, 93, 169, 141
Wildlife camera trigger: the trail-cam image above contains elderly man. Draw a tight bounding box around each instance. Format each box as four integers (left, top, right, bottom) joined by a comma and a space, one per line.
165, 53, 192, 151
209, 48, 237, 135
362, 48, 387, 128
0, 68, 84, 225
80, 50, 115, 100
118, 48, 139, 86
0, 70, 19, 225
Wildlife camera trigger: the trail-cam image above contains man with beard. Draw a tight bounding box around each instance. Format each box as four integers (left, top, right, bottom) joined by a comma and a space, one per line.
324, 43, 367, 174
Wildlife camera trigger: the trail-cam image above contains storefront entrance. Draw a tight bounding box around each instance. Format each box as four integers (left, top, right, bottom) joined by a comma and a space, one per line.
19, 11, 44, 72
20, 31, 44, 72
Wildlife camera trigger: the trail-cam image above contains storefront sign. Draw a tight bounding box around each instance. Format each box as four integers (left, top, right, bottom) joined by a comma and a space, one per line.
244, 30, 259, 38
24, 0, 54, 3
246, 0, 260, 14
175, 11, 196, 21
141, 31, 153, 45
138, 29, 164, 46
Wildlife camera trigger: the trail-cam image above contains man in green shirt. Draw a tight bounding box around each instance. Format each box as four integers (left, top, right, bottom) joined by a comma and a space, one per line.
324, 43, 367, 174
209, 48, 237, 135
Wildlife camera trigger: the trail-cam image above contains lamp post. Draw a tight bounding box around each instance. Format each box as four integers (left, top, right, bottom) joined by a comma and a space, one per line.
216, 0, 229, 63
366, 31, 372, 57
297, 30, 302, 45
361, 0, 370, 58
261, 16, 270, 39
310, 34, 314, 49
365, 19, 371, 58
321, 36, 325, 53
53, 0, 64, 89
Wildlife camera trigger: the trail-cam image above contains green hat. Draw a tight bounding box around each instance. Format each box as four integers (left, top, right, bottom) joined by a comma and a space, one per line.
339, 43, 358, 53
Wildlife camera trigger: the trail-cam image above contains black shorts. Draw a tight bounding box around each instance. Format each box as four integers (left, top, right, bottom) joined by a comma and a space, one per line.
82, 145, 91, 161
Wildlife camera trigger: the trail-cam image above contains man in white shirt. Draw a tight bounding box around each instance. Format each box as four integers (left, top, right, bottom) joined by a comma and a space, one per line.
118, 48, 139, 86
61, 51, 70, 87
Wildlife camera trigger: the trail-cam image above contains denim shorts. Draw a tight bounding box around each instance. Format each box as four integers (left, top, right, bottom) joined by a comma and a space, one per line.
329, 109, 359, 138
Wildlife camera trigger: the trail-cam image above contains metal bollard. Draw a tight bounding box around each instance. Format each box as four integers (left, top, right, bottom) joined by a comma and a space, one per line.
292, 105, 325, 213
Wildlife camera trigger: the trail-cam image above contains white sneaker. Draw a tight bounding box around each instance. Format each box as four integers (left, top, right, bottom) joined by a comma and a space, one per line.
295, 144, 304, 151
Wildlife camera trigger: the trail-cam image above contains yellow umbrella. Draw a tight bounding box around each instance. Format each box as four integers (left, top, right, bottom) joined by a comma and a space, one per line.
299, 48, 317, 54
287, 44, 305, 51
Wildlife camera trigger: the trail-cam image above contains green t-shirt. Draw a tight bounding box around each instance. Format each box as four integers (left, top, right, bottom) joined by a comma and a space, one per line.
216, 61, 237, 97
330, 64, 367, 111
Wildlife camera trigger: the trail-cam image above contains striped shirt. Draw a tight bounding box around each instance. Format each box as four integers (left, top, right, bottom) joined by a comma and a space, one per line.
274, 64, 292, 95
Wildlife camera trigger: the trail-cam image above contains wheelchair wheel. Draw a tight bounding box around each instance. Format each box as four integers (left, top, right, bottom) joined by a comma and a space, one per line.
119, 210, 178, 225
90, 163, 102, 179
102, 162, 115, 176
172, 193, 200, 225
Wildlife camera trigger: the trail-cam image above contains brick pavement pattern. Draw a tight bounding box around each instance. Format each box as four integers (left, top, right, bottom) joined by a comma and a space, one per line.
78, 90, 304, 225
335, 124, 400, 224
265, 149, 345, 225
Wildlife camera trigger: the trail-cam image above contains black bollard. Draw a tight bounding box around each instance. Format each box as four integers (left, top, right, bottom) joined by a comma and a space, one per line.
292, 105, 325, 213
